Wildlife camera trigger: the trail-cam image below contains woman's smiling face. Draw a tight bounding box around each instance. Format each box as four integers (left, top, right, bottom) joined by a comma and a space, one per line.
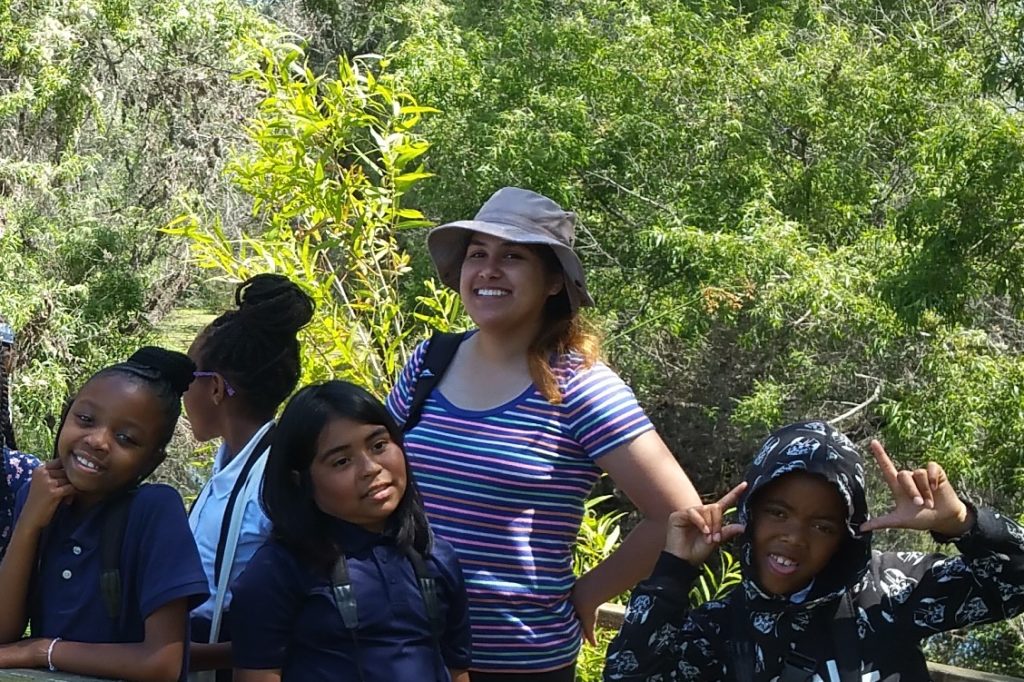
458, 232, 564, 333
750, 471, 847, 596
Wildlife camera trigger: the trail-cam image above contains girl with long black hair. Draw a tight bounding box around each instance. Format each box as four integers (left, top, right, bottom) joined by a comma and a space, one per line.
229, 380, 471, 682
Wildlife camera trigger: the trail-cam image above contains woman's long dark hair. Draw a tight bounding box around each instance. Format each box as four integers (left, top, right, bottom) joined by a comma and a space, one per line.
262, 380, 432, 572
526, 246, 600, 404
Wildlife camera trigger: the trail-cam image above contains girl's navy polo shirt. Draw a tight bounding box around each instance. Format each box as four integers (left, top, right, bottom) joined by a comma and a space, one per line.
231, 521, 472, 681
14, 483, 208, 676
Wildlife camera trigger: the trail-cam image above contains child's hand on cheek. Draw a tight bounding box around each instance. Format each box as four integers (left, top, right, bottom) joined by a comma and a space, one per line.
20, 460, 75, 532
859, 440, 973, 537
665, 481, 747, 568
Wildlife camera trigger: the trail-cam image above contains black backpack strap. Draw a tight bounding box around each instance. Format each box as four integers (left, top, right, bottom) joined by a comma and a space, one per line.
831, 592, 859, 681
729, 590, 755, 682
330, 554, 360, 629
774, 594, 860, 682
402, 331, 466, 433
330, 554, 367, 682
213, 426, 275, 586
402, 545, 445, 642
100, 489, 139, 620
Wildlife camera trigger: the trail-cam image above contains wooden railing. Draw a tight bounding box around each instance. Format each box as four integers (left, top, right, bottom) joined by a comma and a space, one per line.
0, 608, 1019, 682
0, 672, 106, 681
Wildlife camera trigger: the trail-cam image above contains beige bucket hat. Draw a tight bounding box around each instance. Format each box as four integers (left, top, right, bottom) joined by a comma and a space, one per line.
426, 187, 595, 312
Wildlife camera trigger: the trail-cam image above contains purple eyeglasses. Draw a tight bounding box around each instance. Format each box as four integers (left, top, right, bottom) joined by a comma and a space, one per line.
192, 371, 237, 397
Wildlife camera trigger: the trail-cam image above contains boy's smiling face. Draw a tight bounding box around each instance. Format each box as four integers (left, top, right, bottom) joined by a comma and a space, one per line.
751, 471, 847, 596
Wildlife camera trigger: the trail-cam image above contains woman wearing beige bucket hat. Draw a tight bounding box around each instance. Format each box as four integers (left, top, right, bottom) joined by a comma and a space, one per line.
387, 187, 700, 681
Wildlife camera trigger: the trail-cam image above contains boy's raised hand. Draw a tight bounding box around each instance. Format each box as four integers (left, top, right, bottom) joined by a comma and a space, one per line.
665, 481, 747, 568
19, 460, 74, 532
859, 440, 973, 537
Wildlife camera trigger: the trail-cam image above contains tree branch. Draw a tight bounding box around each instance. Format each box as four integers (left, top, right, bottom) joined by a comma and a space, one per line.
828, 380, 883, 425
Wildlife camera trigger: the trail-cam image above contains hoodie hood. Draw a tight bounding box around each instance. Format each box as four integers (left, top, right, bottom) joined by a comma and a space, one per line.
736, 420, 871, 610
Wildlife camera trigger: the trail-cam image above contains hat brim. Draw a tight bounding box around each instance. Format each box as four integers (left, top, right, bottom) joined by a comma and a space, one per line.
427, 220, 596, 311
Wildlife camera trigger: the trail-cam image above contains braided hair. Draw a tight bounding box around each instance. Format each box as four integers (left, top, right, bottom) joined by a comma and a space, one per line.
0, 329, 16, 453
193, 274, 314, 419
0, 322, 15, 524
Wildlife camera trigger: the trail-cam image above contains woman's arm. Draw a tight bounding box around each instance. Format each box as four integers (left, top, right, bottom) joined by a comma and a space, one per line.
0, 598, 189, 682
0, 462, 74, 642
572, 430, 701, 642
234, 669, 281, 682
448, 669, 470, 682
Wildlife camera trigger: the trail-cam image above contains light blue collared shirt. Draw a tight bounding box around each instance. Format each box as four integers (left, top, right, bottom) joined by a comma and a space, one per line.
188, 421, 274, 620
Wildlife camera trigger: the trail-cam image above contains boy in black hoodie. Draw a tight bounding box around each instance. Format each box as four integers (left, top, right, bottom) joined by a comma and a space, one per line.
604, 421, 1024, 681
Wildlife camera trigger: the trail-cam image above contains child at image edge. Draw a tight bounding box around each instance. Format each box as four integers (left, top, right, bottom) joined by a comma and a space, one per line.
229, 380, 471, 682
0, 347, 208, 681
605, 420, 1024, 682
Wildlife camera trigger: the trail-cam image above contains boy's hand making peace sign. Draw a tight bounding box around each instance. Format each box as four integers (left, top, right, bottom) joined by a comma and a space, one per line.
859, 440, 974, 537
665, 481, 748, 568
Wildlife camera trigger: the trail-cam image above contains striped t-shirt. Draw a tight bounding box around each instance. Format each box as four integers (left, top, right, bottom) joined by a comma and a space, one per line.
386, 337, 654, 672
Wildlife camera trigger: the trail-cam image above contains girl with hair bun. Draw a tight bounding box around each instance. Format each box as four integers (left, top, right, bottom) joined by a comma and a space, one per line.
0, 346, 209, 681
183, 274, 314, 680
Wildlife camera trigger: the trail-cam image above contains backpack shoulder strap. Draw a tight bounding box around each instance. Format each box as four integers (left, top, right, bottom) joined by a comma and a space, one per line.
402, 545, 444, 641
330, 553, 359, 629
100, 488, 139, 620
213, 425, 275, 585
777, 594, 859, 682
403, 331, 465, 433
831, 592, 859, 681
729, 590, 756, 682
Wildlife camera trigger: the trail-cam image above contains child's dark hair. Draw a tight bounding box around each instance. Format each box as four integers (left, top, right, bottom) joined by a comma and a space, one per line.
193, 274, 314, 419
262, 380, 432, 571
55, 346, 195, 477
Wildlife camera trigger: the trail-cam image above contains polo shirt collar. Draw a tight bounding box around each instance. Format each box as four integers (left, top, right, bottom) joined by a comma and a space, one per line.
57, 491, 133, 549
328, 518, 391, 554
212, 420, 275, 474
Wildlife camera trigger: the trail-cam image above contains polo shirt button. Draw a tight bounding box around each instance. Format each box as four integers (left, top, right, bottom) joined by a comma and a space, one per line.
61, 569, 72, 580
72, 546, 82, 555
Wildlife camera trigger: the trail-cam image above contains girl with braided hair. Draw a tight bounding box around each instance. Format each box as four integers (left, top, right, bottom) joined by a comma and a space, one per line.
0, 317, 40, 559
0, 346, 208, 681
183, 274, 314, 680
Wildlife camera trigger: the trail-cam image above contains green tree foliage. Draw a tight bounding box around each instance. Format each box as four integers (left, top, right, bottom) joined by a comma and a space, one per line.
294, 0, 1024, 668
332, 0, 1024, 516
168, 40, 460, 393
0, 0, 276, 452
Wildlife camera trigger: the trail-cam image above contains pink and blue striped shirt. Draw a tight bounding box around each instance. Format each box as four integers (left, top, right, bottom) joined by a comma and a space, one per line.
387, 337, 653, 672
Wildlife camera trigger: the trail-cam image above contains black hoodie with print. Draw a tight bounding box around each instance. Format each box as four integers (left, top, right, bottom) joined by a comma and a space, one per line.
604, 421, 1024, 682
